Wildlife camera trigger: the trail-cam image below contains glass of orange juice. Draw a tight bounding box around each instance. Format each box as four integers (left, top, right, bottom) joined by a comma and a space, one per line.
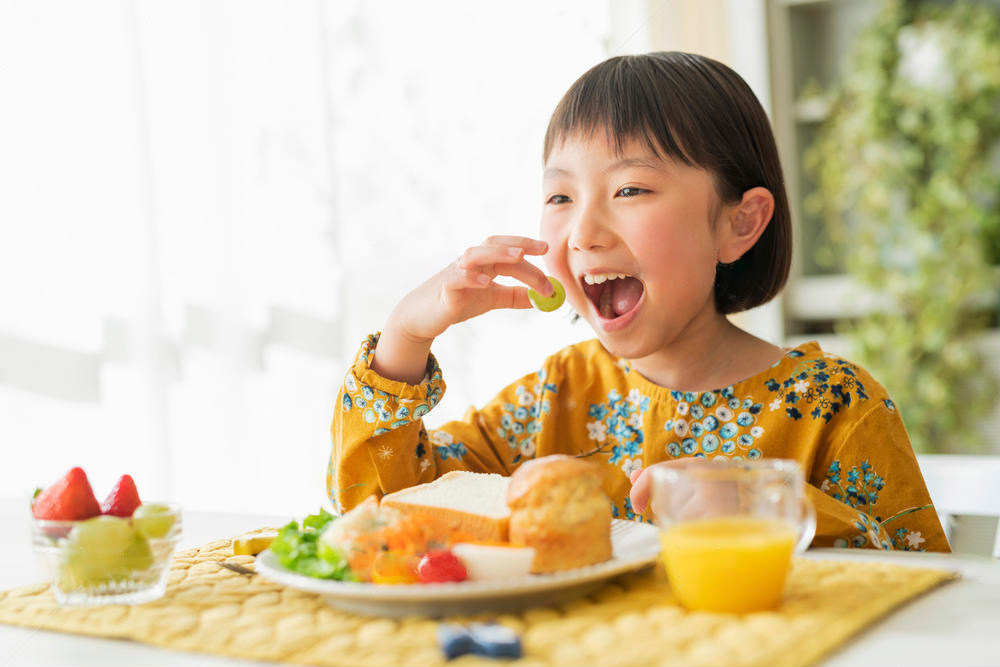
650, 459, 815, 613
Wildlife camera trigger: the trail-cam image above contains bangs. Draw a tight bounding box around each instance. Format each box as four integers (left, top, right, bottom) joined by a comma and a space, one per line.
543, 55, 704, 169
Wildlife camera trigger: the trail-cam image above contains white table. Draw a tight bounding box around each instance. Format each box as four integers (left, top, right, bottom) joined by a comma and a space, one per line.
1, 499, 999, 667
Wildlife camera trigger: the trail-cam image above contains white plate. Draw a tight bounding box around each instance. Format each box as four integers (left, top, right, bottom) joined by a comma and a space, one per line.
255, 519, 661, 617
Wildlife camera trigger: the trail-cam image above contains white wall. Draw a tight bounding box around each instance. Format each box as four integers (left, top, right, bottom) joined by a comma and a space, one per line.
0, 0, 614, 514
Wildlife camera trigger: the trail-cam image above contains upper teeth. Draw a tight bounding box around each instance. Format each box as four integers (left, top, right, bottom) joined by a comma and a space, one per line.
583, 273, 630, 285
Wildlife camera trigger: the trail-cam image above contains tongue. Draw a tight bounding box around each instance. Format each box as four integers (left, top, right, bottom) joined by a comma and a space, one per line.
610, 277, 643, 316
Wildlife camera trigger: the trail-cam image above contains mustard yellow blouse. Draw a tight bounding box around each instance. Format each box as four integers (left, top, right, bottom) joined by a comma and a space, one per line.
329, 334, 950, 552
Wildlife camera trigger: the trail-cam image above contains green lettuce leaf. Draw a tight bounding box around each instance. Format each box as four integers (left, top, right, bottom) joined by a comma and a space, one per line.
269, 508, 354, 580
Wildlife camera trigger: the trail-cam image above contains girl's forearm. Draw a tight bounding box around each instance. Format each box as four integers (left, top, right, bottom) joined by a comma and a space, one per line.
371, 316, 434, 385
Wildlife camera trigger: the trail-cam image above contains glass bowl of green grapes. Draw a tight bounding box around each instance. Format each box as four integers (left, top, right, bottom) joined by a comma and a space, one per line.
32, 502, 182, 606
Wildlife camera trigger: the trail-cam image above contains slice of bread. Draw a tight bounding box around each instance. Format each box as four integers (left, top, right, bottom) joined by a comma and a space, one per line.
380, 471, 510, 543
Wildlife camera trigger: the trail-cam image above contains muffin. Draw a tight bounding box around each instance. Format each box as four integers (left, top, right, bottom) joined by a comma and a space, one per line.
506, 454, 612, 573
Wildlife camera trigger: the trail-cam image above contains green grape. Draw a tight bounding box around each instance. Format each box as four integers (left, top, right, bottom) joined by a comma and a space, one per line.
528, 276, 565, 312
132, 503, 176, 539
65, 515, 133, 554
123, 532, 153, 572
57, 516, 135, 590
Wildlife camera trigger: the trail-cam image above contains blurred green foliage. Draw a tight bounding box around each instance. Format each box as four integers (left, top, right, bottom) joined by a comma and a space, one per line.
805, 0, 1000, 453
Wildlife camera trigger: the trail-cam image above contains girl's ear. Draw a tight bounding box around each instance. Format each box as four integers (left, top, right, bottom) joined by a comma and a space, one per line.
716, 187, 774, 264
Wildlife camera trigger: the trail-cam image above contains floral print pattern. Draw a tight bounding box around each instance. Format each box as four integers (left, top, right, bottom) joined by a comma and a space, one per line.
581, 387, 650, 475
612, 496, 649, 522
822, 460, 884, 509
765, 353, 870, 423
496, 369, 557, 464
340, 334, 444, 438
823, 459, 933, 551
325, 456, 342, 514
415, 438, 431, 471
663, 388, 766, 461
429, 430, 468, 461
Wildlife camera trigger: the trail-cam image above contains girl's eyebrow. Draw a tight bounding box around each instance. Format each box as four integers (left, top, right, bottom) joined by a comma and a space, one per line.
605, 157, 661, 173
543, 166, 571, 181
543, 157, 660, 182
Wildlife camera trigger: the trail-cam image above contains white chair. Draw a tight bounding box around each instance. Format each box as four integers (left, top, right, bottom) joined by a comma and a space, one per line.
917, 454, 1000, 558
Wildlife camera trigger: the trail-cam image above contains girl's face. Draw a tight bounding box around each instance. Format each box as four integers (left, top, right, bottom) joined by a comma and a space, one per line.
539, 134, 730, 363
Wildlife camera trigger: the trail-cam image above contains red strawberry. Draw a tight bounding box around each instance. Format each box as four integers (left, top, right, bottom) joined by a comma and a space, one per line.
32, 467, 102, 521
101, 474, 142, 517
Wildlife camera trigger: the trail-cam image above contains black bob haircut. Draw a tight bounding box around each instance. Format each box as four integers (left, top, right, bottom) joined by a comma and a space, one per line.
543, 51, 792, 315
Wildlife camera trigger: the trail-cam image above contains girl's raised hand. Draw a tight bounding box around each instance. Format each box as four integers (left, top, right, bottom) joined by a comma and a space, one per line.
394, 236, 552, 342
373, 236, 553, 384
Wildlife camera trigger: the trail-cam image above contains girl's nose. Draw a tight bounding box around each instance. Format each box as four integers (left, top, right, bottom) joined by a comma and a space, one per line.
567, 202, 616, 252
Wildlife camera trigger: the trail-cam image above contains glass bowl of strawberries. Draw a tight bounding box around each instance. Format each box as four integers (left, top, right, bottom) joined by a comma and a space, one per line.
30, 467, 182, 606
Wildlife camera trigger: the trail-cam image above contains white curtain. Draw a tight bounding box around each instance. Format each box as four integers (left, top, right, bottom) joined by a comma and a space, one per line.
0, 0, 612, 514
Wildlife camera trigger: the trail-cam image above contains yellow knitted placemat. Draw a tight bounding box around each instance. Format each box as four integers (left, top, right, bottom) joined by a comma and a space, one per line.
0, 535, 956, 667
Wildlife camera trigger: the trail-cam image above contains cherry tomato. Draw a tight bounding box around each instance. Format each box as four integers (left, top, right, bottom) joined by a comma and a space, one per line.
417, 550, 467, 583
371, 551, 419, 585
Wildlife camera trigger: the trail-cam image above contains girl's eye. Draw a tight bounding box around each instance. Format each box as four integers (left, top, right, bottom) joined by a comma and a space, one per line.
616, 186, 647, 198
546, 194, 571, 205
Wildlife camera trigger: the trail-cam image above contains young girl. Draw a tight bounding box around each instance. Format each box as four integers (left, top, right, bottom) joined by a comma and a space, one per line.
329, 52, 949, 552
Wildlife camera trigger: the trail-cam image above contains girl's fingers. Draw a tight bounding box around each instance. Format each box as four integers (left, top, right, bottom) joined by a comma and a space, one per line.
491, 259, 554, 296
438, 272, 533, 310
483, 236, 549, 255
440, 270, 535, 309
438, 237, 552, 310
458, 244, 528, 270
629, 470, 652, 515
453, 245, 553, 296
489, 284, 533, 310
443, 266, 494, 291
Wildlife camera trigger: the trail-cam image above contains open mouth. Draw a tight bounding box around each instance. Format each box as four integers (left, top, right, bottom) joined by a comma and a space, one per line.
581, 272, 645, 320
